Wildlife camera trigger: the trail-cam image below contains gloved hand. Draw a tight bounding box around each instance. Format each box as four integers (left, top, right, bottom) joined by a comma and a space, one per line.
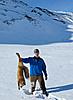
45, 75, 48, 80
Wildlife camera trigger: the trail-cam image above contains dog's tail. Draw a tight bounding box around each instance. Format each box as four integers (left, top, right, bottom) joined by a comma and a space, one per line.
18, 60, 29, 79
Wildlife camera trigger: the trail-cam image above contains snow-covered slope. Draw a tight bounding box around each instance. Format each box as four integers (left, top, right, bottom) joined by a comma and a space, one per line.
0, 43, 73, 100
0, 0, 73, 45
0, 0, 73, 25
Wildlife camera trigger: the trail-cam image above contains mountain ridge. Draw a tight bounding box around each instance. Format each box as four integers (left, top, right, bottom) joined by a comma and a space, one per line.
0, 0, 73, 25
0, 0, 73, 45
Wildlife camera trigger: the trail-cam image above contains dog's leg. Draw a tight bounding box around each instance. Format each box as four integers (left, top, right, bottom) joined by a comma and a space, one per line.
18, 81, 20, 90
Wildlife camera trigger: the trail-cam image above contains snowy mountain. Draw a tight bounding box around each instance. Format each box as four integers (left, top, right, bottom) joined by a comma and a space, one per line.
0, 0, 73, 25
0, 0, 73, 45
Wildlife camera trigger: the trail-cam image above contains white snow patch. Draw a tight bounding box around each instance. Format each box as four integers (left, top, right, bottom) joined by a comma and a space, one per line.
0, 43, 73, 100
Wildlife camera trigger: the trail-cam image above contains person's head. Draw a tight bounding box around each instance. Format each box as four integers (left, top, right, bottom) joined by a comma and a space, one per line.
34, 49, 40, 57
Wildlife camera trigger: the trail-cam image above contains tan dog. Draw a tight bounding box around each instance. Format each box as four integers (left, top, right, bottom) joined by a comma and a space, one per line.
16, 53, 27, 90
17, 60, 26, 90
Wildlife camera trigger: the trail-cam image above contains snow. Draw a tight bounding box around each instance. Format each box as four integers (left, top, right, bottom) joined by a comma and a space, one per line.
0, 43, 73, 100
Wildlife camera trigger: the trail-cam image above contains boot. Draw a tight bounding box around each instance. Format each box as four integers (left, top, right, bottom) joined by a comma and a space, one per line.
43, 91, 49, 97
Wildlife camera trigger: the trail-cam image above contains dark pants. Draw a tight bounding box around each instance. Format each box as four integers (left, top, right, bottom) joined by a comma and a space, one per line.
30, 75, 46, 93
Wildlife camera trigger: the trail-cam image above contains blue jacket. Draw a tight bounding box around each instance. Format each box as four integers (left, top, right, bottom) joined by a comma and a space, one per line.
22, 56, 47, 76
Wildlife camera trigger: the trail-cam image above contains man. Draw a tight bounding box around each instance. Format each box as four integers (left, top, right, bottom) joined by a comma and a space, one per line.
19, 49, 48, 96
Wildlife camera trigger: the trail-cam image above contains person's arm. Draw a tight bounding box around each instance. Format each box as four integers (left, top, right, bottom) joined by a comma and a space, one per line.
42, 60, 48, 80
22, 57, 30, 63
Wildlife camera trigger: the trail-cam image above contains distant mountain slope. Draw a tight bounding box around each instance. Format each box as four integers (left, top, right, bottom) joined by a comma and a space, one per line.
0, 0, 73, 25
0, 0, 73, 45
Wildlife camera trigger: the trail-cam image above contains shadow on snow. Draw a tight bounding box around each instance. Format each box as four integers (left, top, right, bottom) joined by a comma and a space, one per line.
47, 83, 73, 93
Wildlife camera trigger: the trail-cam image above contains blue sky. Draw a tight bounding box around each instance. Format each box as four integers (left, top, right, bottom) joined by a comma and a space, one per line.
26, 0, 73, 12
